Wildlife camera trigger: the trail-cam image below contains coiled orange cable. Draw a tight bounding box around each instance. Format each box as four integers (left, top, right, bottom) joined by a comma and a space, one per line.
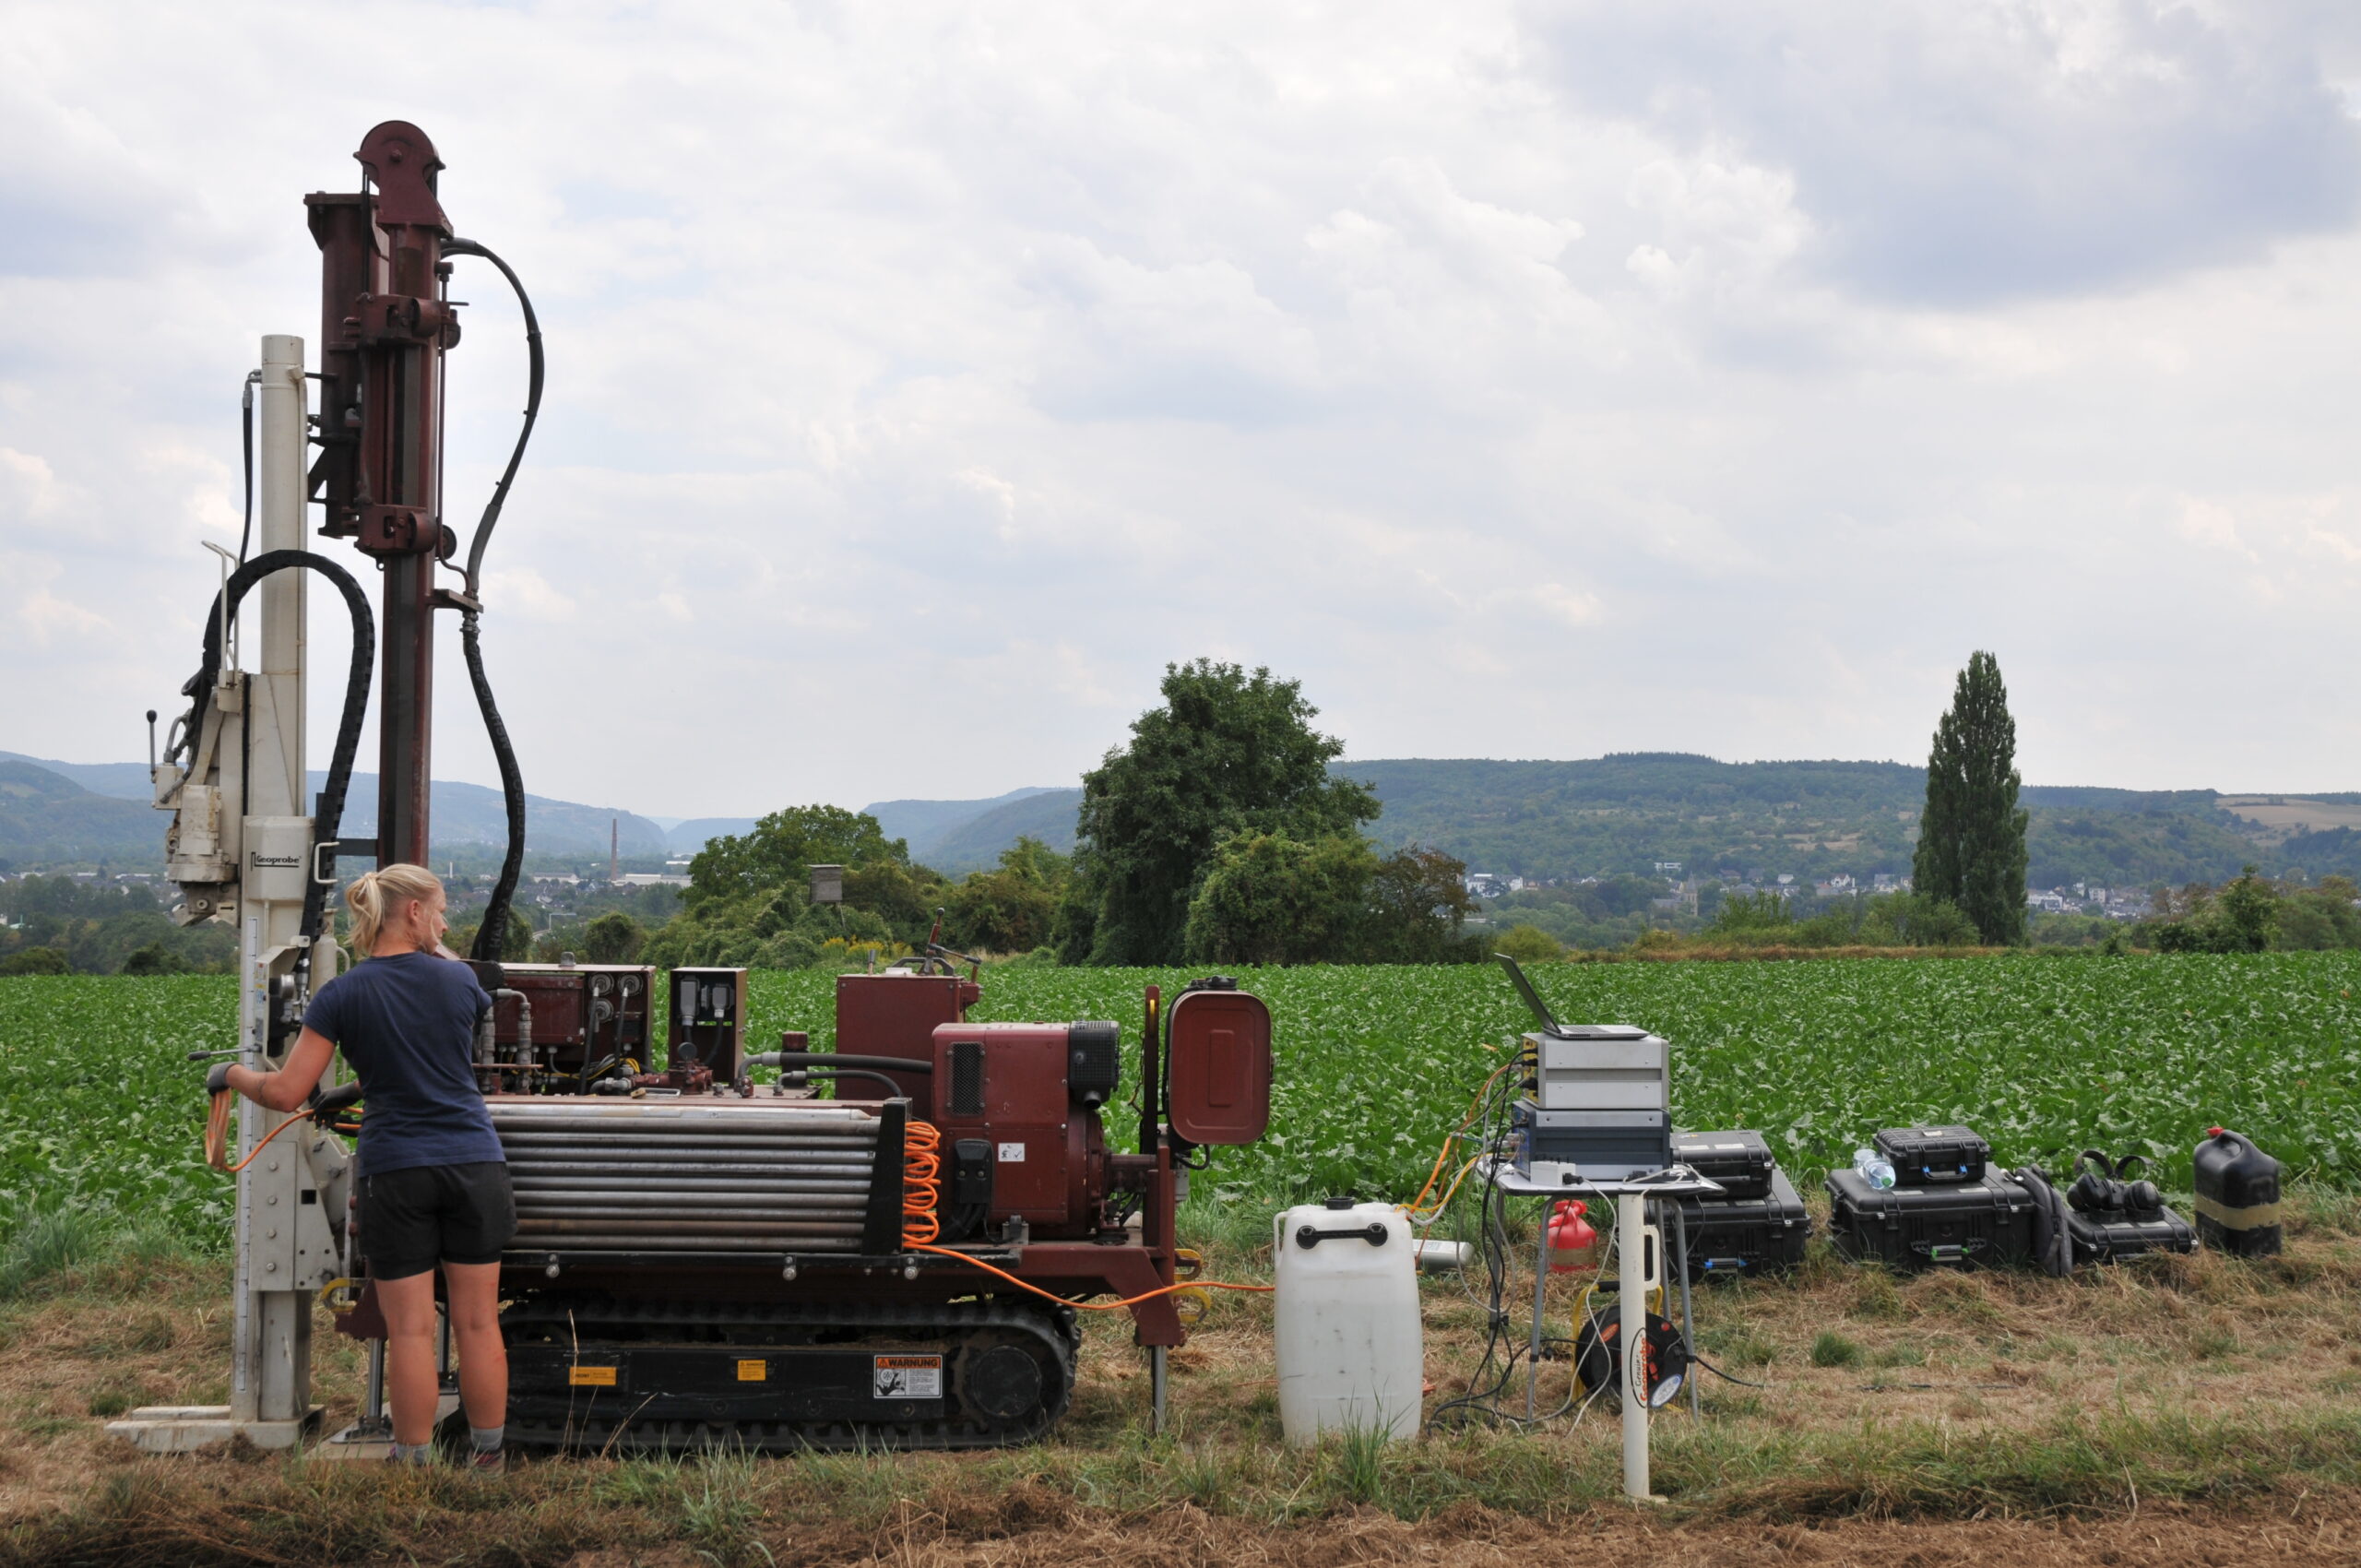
902, 1119, 943, 1245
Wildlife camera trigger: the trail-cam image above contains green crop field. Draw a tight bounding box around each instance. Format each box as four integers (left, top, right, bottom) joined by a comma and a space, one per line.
5, 953, 2358, 1247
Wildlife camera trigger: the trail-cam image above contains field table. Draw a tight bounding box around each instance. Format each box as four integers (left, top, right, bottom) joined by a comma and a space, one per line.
1477, 1160, 1726, 1502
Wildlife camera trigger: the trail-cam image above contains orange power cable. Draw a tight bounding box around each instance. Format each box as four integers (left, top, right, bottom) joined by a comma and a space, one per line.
908, 1242, 1272, 1310
206, 1093, 319, 1174
1405, 1057, 1520, 1216
902, 1119, 943, 1246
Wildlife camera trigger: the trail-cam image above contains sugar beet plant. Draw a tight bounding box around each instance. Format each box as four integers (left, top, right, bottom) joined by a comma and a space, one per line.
5, 954, 2357, 1249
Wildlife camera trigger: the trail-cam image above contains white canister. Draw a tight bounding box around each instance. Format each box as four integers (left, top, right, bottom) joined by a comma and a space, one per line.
1273, 1199, 1423, 1443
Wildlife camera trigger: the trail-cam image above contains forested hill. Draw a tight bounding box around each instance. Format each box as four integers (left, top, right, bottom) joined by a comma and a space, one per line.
1342, 754, 2361, 890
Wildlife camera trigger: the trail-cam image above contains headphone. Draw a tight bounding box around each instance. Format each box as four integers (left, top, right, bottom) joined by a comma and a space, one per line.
2066, 1150, 2162, 1219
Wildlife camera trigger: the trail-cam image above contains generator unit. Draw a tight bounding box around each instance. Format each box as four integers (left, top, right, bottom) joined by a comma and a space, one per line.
1498, 957, 1672, 1182
136, 120, 1278, 1456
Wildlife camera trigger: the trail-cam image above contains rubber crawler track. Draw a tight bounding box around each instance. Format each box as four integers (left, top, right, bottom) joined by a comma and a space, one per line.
502, 1294, 1080, 1452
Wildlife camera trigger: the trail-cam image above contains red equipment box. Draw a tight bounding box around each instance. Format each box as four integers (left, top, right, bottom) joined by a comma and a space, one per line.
836, 971, 978, 1101
931, 1021, 1097, 1235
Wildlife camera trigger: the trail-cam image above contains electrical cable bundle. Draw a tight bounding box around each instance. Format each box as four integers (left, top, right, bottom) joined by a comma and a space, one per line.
1412, 1040, 1640, 1433
903, 1119, 943, 1245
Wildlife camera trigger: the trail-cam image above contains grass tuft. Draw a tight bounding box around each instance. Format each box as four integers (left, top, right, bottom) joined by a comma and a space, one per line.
1809, 1330, 1862, 1368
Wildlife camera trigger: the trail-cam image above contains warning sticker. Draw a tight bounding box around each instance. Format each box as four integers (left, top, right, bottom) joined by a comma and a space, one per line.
737, 1360, 768, 1383
568, 1365, 618, 1387
872, 1354, 943, 1399
997, 1141, 1026, 1162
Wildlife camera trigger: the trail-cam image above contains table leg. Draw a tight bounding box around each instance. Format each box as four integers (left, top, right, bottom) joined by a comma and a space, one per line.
1669, 1200, 1699, 1416
1527, 1195, 1549, 1419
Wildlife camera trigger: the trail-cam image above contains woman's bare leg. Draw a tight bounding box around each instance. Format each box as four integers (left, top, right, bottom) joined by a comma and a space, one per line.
442, 1259, 507, 1432
374, 1270, 441, 1447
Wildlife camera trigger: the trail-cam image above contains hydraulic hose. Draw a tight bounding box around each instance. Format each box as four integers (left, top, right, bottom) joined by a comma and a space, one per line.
443, 236, 543, 601
461, 609, 528, 962
172, 549, 376, 951
444, 236, 543, 960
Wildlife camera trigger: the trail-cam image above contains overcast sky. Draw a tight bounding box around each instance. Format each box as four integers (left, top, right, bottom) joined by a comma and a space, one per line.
6, 1, 2361, 817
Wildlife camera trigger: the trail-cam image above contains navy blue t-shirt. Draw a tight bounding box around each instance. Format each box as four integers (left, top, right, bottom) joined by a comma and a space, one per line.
305, 951, 502, 1179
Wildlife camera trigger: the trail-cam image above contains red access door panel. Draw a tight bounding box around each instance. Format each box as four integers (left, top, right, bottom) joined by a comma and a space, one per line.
931, 1023, 1074, 1224
1166, 989, 1271, 1145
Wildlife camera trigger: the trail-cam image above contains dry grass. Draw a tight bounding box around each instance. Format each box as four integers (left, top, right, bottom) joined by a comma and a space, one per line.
6, 1192, 2361, 1564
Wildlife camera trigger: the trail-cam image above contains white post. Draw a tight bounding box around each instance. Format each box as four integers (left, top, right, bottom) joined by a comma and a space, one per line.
1619, 1191, 1651, 1500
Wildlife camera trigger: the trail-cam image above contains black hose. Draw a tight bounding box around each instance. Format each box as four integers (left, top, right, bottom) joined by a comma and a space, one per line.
758, 1051, 934, 1075
443, 237, 542, 962
798, 1068, 907, 1099
442, 237, 542, 601
237, 374, 256, 565
461, 610, 527, 963
174, 549, 375, 951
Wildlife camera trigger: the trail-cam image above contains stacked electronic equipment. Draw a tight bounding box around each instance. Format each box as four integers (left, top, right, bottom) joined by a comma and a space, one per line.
1497, 960, 1809, 1282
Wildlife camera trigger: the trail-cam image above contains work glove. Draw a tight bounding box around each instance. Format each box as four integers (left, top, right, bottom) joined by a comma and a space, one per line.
206, 1062, 233, 1097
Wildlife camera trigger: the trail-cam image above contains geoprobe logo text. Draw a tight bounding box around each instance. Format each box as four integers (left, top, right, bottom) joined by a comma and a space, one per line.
248, 851, 303, 869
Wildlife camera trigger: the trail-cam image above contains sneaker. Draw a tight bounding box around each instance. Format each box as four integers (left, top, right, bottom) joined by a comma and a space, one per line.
466, 1445, 507, 1479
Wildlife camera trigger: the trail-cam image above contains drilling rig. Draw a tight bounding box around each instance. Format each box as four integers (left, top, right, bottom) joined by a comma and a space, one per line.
110, 123, 1273, 1455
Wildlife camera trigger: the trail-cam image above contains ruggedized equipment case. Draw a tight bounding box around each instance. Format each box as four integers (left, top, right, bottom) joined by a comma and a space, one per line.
1670, 1129, 1776, 1200
1873, 1124, 1991, 1187
1672, 1166, 1809, 1280
1824, 1169, 2034, 1269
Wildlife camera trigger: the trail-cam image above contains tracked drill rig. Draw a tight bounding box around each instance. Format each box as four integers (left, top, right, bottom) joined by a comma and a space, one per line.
114, 123, 1274, 1455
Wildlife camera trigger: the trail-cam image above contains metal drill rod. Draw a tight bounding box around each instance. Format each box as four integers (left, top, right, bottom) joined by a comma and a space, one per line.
510, 1181, 875, 1200
504, 1159, 879, 1179
512, 1218, 868, 1237
492, 1128, 882, 1142
488, 1108, 882, 1126
512, 1202, 872, 1219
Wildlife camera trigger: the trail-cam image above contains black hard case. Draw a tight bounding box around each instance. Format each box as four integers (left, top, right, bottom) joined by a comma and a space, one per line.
1873, 1124, 1991, 1187
2070, 1208, 2197, 1263
1671, 1129, 1776, 1200
1672, 1166, 1809, 1280
1825, 1169, 2034, 1269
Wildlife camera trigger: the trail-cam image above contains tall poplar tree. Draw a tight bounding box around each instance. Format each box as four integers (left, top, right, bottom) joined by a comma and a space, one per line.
1913, 650, 2030, 945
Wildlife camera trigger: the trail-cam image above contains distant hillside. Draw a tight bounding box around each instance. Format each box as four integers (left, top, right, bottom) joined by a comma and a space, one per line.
1341, 755, 2361, 890
666, 817, 759, 854
0, 754, 672, 869
913, 790, 1081, 873
16, 742, 2357, 890
0, 761, 163, 867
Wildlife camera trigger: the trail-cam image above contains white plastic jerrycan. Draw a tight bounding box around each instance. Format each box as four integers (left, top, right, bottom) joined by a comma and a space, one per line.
1273, 1197, 1423, 1443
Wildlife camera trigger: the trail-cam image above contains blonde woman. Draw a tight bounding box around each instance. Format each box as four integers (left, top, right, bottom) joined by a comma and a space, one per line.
211, 863, 514, 1473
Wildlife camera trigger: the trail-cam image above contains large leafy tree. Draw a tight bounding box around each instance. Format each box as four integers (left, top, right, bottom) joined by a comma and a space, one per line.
1064, 660, 1378, 965
686, 806, 907, 911
1913, 651, 2030, 945
1182, 832, 1376, 966
947, 837, 1070, 955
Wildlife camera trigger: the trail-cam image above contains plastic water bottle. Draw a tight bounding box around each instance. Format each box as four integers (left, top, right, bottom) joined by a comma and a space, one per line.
1852, 1146, 1897, 1191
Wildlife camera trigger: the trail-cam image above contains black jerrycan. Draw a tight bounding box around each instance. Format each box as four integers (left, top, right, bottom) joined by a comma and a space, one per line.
2193, 1127, 2283, 1256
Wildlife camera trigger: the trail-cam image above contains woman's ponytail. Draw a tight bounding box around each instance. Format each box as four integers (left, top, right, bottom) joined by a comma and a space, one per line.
344, 863, 445, 956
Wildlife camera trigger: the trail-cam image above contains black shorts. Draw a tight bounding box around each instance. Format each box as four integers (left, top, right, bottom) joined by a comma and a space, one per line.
360, 1161, 517, 1280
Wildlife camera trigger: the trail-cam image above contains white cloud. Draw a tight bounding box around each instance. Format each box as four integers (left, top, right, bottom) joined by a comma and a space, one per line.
0, 0, 2357, 814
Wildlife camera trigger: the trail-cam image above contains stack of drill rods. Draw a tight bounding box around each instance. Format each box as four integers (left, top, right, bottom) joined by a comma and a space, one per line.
493, 1102, 885, 1252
